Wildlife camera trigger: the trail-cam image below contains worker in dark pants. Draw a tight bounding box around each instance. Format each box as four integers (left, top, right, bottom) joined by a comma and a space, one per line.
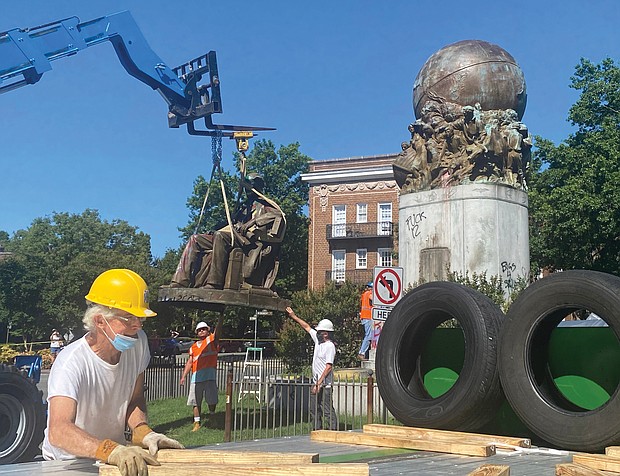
286, 307, 338, 431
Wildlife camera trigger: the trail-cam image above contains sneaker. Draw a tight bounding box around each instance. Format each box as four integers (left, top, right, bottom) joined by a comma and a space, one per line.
357, 354, 368, 361
191, 422, 201, 432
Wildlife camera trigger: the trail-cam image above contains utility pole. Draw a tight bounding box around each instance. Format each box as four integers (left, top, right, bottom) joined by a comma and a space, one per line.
250, 311, 258, 349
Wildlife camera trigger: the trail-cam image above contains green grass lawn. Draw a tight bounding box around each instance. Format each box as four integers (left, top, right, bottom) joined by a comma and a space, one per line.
147, 395, 228, 448
147, 393, 398, 448
147, 393, 313, 447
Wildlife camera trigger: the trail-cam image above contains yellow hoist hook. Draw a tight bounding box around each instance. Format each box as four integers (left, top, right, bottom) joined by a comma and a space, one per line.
233, 130, 254, 153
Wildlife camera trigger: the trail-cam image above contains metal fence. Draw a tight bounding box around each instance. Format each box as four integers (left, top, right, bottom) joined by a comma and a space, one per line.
144, 354, 394, 442
229, 371, 394, 442
144, 353, 286, 401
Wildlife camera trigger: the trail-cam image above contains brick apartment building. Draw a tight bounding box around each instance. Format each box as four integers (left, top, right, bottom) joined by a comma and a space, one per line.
301, 154, 400, 289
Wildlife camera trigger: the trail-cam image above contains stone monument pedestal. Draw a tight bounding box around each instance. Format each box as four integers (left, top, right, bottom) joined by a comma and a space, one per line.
398, 182, 530, 294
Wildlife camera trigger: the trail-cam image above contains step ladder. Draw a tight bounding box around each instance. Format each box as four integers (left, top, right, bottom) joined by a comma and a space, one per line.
238, 347, 263, 402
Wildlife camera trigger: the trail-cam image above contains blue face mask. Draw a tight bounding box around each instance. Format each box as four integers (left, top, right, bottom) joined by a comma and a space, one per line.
103, 316, 138, 352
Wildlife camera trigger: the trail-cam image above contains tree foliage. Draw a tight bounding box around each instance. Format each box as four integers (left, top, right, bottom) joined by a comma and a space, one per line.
529, 58, 620, 275
447, 270, 527, 314
178, 171, 239, 241
0, 210, 156, 342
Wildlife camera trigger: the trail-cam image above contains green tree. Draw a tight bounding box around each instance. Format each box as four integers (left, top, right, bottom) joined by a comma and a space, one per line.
178, 171, 239, 240
0, 210, 156, 342
0, 231, 9, 247
0, 257, 40, 345
529, 58, 620, 274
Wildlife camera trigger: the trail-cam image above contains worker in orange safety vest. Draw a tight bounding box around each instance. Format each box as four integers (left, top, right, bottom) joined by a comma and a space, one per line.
357, 282, 373, 361
180, 314, 223, 431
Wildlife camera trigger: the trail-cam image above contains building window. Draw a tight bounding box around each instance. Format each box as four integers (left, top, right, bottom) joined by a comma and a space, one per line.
377, 203, 392, 235
356, 203, 367, 223
378, 248, 392, 267
356, 249, 367, 269
332, 250, 346, 282
332, 205, 346, 237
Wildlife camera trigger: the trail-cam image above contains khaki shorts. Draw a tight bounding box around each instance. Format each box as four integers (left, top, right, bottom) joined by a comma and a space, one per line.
187, 380, 218, 407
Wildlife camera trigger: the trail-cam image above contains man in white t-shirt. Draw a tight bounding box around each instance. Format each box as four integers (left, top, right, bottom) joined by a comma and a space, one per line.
42, 269, 184, 476
286, 306, 338, 430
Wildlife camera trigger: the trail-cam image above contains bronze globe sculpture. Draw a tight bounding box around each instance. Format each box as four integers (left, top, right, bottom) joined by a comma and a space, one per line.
394, 39, 531, 193
413, 40, 527, 120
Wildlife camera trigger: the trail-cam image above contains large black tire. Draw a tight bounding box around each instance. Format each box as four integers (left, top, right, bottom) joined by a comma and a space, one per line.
498, 270, 620, 451
376, 281, 505, 431
0, 364, 46, 464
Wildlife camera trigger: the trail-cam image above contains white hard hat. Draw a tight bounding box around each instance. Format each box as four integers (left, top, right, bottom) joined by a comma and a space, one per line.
315, 319, 334, 332
196, 321, 210, 331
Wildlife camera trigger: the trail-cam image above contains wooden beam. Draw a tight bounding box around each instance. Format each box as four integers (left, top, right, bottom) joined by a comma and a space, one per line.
311, 430, 494, 457
156, 449, 319, 463
556, 463, 608, 475
99, 462, 369, 476
363, 424, 530, 450
605, 446, 620, 458
573, 453, 620, 473
467, 464, 510, 475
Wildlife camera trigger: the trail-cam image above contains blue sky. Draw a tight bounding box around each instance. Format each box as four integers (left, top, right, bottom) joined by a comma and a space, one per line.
2, 1, 618, 258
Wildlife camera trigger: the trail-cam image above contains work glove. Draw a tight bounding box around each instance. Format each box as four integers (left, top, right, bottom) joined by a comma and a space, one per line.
132, 424, 184, 455
141, 431, 185, 455
107, 444, 160, 476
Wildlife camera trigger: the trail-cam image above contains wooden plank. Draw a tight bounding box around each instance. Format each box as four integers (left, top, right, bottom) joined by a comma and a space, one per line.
363, 424, 530, 450
99, 463, 369, 476
556, 463, 609, 475
156, 448, 319, 463
573, 453, 620, 473
605, 447, 620, 458
311, 430, 494, 457
467, 464, 510, 475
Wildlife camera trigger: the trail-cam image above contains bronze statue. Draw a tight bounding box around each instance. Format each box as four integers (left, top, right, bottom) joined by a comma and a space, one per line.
394, 100, 531, 192
169, 173, 286, 290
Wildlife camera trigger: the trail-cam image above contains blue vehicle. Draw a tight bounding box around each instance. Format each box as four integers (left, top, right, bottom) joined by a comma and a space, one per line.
157, 337, 194, 356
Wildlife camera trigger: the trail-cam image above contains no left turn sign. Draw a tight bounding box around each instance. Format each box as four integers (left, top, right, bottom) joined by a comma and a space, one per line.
373, 267, 403, 307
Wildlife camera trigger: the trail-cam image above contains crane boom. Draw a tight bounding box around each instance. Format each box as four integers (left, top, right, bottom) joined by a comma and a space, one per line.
0, 11, 272, 135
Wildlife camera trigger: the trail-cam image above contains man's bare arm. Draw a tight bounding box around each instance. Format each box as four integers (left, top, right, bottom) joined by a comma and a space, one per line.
47, 396, 102, 458
286, 307, 311, 332
126, 372, 149, 431
213, 313, 224, 346
180, 354, 193, 385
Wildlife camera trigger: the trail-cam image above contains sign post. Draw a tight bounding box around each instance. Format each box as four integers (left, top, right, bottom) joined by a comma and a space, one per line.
369, 267, 404, 361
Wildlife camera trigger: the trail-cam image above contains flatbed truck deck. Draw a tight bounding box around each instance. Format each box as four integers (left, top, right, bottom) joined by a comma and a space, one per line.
0, 434, 572, 475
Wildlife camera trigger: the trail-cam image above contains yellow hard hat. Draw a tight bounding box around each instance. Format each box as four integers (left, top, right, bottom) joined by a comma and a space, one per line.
85, 269, 157, 318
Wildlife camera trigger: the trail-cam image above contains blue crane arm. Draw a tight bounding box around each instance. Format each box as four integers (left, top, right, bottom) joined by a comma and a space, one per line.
0, 11, 222, 128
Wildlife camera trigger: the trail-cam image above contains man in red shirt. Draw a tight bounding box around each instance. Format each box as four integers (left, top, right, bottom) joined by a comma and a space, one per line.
180, 315, 223, 431
358, 282, 373, 361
